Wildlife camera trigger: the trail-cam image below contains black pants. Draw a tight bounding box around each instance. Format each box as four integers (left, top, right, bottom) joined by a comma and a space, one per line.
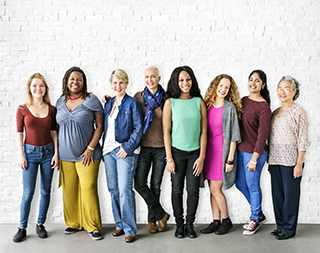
134, 147, 166, 222
270, 164, 302, 237
171, 147, 200, 225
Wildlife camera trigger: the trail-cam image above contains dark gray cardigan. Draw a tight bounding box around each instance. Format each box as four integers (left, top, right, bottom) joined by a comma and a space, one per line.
221, 101, 241, 189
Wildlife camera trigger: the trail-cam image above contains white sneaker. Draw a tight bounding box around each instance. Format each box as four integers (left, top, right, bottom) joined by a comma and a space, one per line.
243, 219, 260, 235
243, 215, 266, 229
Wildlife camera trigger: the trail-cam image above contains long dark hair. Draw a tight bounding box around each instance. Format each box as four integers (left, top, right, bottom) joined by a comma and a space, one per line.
61, 66, 90, 100
164, 66, 202, 101
249, 69, 271, 105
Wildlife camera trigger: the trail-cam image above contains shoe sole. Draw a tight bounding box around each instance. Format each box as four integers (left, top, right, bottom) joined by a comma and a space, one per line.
91, 236, 103, 240
243, 224, 260, 235
13, 237, 26, 243
37, 234, 48, 238
65, 230, 78, 234
215, 225, 233, 235
243, 218, 267, 229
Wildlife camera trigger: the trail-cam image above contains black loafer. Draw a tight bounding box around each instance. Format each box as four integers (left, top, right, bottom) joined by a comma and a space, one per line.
271, 230, 281, 236
185, 224, 197, 238
175, 224, 185, 239
276, 234, 290, 240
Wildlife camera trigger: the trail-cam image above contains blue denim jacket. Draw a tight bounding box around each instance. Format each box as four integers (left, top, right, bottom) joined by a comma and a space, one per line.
102, 93, 143, 156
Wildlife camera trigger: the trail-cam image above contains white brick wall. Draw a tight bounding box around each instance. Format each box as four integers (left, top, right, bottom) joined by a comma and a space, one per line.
1, 0, 319, 225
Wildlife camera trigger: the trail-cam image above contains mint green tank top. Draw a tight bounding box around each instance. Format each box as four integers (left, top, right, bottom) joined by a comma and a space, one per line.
170, 97, 201, 151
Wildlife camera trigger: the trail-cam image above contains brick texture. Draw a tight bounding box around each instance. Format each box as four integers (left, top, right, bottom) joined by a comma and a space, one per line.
1, 0, 319, 224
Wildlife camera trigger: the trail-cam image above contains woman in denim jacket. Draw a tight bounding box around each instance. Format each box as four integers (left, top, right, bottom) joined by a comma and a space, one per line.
102, 69, 143, 243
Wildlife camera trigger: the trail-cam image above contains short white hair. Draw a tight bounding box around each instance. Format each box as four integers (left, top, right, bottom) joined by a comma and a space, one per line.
145, 66, 160, 77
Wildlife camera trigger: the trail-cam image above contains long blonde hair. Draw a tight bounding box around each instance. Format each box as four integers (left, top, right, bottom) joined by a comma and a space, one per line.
204, 74, 242, 119
25, 73, 51, 106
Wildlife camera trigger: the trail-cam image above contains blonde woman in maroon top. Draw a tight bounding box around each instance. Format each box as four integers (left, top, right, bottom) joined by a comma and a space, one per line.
235, 70, 271, 236
13, 73, 58, 242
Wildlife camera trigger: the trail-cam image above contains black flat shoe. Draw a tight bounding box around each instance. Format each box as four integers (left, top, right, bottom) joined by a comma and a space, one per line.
185, 223, 197, 238
276, 234, 290, 240
200, 222, 220, 234
175, 224, 185, 239
271, 230, 281, 236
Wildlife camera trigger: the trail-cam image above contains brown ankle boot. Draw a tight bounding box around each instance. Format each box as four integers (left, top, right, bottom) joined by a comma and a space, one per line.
148, 222, 158, 234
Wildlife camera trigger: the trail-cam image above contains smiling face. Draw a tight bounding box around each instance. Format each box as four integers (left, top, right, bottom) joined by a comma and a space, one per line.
277, 80, 296, 104
178, 70, 192, 95
145, 68, 160, 94
248, 72, 265, 94
67, 71, 84, 96
30, 78, 46, 99
216, 78, 231, 99
111, 76, 128, 98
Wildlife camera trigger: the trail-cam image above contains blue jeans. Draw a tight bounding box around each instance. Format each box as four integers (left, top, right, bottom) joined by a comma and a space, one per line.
104, 147, 138, 236
270, 164, 302, 237
20, 143, 54, 229
235, 149, 268, 222
134, 147, 166, 223
171, 147, 200, 225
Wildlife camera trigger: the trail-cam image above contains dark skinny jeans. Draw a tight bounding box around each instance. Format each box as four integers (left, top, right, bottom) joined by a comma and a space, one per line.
171, 147, 200, 225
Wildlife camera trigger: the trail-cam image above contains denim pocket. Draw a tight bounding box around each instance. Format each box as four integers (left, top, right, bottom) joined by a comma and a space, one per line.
44, 145, 54, 155
25, 146, 35, 155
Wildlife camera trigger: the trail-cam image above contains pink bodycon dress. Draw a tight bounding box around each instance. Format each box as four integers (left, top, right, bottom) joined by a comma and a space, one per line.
204, 105, 223, 181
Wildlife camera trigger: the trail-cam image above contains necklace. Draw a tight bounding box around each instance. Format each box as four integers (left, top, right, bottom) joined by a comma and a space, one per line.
68, 92, 82, 100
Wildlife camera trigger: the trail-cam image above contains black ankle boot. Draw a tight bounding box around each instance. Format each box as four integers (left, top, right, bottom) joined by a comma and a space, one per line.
215, 217, 233, 235
175, 223, 185, 238
200, 220, 220, 234
185, 223, 197, 238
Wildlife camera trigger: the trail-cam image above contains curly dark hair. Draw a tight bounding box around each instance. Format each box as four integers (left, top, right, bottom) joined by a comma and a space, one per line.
61, 66, 90, 101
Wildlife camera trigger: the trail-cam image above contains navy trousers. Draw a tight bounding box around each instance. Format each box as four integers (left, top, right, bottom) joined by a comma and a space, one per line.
270, 164, 302, 237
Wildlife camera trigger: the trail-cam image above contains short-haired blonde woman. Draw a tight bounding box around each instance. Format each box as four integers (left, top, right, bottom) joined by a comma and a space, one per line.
14, 73, 58, 242
268, 76, 308, 240
200, 74, 242, 235
134, 66, 170, 234
102, 69, 143, 243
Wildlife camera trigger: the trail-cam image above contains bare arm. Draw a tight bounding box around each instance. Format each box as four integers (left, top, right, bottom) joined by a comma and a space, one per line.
163, 99, 175, 174
80, 113, 104, 166
50, 130, 59, 169
246, 152, 260, 171
225, 141, 236, 172
17, 132, 27, 170
294, 151, 306, 178
192, 99, 207, 176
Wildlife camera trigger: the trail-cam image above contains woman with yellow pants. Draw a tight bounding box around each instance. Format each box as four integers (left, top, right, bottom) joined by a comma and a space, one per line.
56, 66, 104, 240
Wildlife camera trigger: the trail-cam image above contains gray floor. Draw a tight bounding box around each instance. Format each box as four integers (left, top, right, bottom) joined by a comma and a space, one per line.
1, 224, 319, 253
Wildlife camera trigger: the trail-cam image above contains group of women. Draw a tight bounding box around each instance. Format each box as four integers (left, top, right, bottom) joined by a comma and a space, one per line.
13, 65, 308, 243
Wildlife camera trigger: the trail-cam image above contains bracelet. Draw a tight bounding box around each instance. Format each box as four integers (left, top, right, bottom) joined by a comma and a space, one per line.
165, 158, 173, 163
87, 145, 94, 151
250, 160, 257, 164
225, 159, 234, 165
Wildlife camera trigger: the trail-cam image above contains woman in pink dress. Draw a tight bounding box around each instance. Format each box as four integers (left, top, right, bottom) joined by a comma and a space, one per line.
201, 74, 242, 235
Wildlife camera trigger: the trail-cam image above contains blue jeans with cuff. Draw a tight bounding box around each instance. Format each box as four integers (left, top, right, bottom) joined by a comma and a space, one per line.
104, 147, 138, 236
20, 143, 54, 229
235, 149, 268, 222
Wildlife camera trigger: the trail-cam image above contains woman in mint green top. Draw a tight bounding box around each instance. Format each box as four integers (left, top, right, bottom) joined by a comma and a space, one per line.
170, 97, 201, 151
163, 66, 207, 239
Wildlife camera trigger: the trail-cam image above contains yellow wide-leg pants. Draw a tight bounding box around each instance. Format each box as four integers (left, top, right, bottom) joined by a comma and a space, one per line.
59, 160, 102, 232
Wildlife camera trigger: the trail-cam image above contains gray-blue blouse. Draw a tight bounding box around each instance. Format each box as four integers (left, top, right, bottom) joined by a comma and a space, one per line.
56, 93, 103, 162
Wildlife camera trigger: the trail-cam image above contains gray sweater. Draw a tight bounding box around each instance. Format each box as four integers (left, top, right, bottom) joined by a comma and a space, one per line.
221, 101, 241, 189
